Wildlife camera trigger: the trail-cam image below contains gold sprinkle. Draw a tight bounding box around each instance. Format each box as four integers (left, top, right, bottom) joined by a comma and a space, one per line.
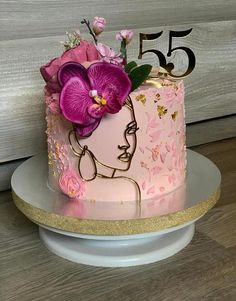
135, 94, 146, 105
171, 111, 178, 121
161, 82, 177, 88
157, 105, 168, 118
156, 93, 161, 100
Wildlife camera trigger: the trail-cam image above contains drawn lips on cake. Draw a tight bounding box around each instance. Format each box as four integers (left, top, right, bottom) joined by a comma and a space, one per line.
118, 146, 132, 163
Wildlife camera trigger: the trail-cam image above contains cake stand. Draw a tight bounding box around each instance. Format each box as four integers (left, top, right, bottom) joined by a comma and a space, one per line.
11, 150, 221, 267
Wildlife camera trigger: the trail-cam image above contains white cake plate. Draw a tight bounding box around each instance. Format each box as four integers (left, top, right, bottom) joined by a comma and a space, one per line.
12, 150, 221, 267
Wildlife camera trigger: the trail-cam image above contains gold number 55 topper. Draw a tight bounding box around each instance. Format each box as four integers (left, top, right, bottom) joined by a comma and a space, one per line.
138, 29, 196, 78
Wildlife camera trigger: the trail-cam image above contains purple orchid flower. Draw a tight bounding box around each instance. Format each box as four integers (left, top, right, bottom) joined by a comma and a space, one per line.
58, 62, 132, 137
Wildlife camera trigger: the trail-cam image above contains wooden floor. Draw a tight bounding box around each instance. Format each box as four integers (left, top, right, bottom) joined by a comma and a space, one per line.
0, 138, 236, 301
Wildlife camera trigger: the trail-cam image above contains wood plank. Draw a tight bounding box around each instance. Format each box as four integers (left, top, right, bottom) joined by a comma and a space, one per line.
1, 0, 236, 41
0, 91, 47, 162
0, 20, 235, 162
0, 159, 27, 191
192, 137, 236, 208
186, 115, 236, 147
0, 190, 13, 204
196, 202, 236, 248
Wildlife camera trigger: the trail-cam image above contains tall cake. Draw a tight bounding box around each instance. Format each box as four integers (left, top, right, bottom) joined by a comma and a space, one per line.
40, 17, 186, 219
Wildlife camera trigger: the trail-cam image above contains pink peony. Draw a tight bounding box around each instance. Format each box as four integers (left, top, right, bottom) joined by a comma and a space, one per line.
59, 168, 85, 199
40, 40, 99, 91
96, 43, 124, 65
92, 16, 106, 35
116, 30, 134, 45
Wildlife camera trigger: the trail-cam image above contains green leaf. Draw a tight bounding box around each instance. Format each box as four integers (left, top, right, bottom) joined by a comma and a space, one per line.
125, 61, 137, 73
129, 64, 152, 91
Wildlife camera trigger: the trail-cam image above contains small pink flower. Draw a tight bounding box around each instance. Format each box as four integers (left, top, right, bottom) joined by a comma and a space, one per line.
147, 185, 155, 195
168, 174, 176, 185
142, 181, 146, 190
159, 186, 165, 192
151, 166, 162, 175
92, 16, 106, 35
45, 91, 61, 114
149, 130, 162, 143
160, 152, 167, 164
150, 145, 160, 161
116, 30, 134, 45
161, 85, 180, 107
140, 161, 148, 169
139, 146, 144, 154
165, 143, 171, 152
59, 168, 85, 199
96, 43, 124, 65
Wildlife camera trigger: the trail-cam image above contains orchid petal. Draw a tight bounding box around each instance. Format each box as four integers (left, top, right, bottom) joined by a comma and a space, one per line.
76, 120, 101, 137
88, 62, 131, 105
102, 87, 122, 113
58, 62, 89, 86
60, 77, 94, 125
87, 104, 106, 119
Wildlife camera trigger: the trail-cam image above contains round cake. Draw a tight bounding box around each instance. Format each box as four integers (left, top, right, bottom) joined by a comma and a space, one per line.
40, 18, 186, 220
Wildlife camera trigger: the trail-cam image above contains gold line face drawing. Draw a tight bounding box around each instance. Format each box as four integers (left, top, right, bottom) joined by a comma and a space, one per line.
68, 96, 141, 208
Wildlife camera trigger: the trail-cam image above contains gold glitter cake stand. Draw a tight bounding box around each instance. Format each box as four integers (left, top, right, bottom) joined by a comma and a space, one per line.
12, 150, 220, 267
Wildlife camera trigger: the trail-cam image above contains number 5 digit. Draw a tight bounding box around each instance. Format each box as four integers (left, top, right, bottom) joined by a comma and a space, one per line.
167, 29, 196, 78
138, 32, 167, 68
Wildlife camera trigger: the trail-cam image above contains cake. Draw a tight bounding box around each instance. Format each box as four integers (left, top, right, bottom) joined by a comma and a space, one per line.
40, 17, 186, 220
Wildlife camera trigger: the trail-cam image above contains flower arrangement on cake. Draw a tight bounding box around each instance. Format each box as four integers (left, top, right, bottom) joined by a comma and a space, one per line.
41, 16, 152, 137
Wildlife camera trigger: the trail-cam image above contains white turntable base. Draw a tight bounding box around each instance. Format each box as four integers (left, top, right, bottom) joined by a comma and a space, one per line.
39, 222, 195, 267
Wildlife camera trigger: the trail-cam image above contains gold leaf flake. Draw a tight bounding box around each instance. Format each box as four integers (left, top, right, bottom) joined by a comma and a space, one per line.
157, 105, 168, 118
171, 111, 178, 121
135, 94, 146, 105
155, 93, 161, 102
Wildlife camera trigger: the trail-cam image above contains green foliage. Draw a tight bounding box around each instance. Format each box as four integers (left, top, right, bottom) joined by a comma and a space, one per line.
125, 61, 137, 73
128, 64, 152, 91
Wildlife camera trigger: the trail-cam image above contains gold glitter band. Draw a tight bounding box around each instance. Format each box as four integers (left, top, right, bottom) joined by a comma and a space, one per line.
12, 187, 220, 236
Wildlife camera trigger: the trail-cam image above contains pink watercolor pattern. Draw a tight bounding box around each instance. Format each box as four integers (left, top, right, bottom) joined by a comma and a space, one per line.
132, 80, 186, 198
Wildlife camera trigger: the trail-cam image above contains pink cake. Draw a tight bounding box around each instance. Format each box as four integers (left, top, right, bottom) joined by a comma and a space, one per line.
41, 17, 186, 219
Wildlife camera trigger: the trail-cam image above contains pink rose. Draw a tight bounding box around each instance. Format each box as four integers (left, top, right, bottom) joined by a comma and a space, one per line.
92, 16, 106, 35
59, 168, 85, 199
40, 40, 99, 91
116, 30, 134, 45
96, 43, 124, 65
